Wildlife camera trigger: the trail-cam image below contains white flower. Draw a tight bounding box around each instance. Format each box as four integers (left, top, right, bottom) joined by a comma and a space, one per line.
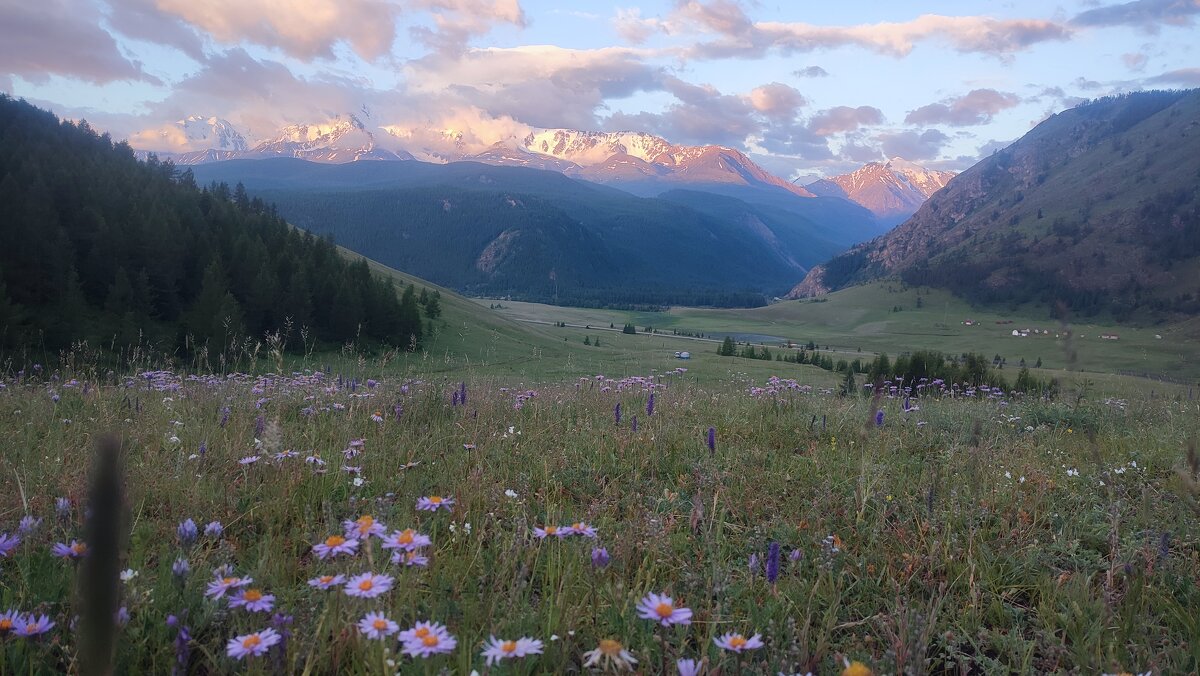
120, 569, 138, 583
504, 489, 518, 499
1004, 471, 1012, 479
352, 477, 365, 487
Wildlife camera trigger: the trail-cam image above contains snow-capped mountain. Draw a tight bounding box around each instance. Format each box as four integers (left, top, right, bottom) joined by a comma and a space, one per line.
132, 117, 812, 198
248, 114, 412, 162
805, 158, 956, 223
520, 129, 815, 197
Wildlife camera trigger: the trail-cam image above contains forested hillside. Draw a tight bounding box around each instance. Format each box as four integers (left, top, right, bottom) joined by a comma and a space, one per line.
0, 96, 425, 353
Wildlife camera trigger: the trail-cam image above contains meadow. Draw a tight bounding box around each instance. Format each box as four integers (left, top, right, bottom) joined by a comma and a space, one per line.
1, 344, 1198, 674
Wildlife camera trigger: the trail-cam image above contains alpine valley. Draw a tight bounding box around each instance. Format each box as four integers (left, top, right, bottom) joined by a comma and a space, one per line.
170, 114, 914, 307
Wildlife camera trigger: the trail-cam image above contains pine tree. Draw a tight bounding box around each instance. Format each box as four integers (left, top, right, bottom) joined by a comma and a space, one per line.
719, 335, 735, 356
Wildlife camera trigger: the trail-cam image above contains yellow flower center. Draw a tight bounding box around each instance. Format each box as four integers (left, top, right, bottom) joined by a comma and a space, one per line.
372, 619, 388, 630
72, 542, 87, 555
572, 522, 582, 530
355, 516, 374, 533
397, 530, 414, 544
501, 640, 517, 653
599, 639, 623, 656
25, 623, 39, 633
0, 619, 12, 631
324, 535, 346, 547
655, 602, 674, 618
358, 579, 374, 591
544, 526, 557, 534
243, 589, 263, 602
242, 635, 261, 649
223, 577, 239, 585
406, 552, 418, 562
422, 635, 439, 647
429, 496, 443, 504
842, 661, 873, 676
414, 627, 430, 638
730, 636, 747, 649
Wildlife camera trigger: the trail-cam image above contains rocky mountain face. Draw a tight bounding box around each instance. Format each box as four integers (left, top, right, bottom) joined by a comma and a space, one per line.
788, 89, 1200, 321
805, 158, 955, 223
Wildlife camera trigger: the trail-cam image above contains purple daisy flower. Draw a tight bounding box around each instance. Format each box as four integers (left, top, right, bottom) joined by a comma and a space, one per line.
229, 588, 275, 613
205, 573, 252, 599
415, 496, 454, 511
52, 540, 87, 559
636, 592, 692, 626
15, 614, 55, 637
226, 628, 281, 659
358, 612, 399, 640
713, 632, 764, 653
18, 516, 42, 534
400, 621, 457, 658
344, 572, 393, 599
481, 636, 544, 665
391, 550, 430, 567
307, 574, 345, 590
381, 529, 431, 552
313, 535, 359, 559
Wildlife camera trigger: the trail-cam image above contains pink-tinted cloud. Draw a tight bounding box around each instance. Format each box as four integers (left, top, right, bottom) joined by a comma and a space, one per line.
0, 0, 156, 85
808, 106, 885, 135
104, 0, 208, 62
794, 65, 828, 78
645, 3, 1074, 60
408, 0, 527, 53
875, 128, 951, 160
151, 0, 404, 61
747, 82, 807, 120
904, 89, 1020, 126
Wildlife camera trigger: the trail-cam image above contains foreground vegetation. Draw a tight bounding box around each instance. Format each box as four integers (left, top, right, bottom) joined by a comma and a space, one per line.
1, 354, 1197, 674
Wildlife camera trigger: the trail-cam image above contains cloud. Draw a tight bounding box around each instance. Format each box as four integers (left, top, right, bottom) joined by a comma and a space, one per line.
605, 76, 761, 146
747, 82, 807, 120
104, 0, 208, 62
151, 0, 405, 61
875, 129, 951, 160
793, 66, 829, 78
406, 45, 664, 130
1071, 0, 1200, 31
670, 9, 1072, 60
807, 106, 885, 135
1122, 52, 1148, 70
1144, 67, 1200, 85
0, 0, 156, 84
613, 7, 666, 44
408, 0, 527, 53
904, 89, 1020, 126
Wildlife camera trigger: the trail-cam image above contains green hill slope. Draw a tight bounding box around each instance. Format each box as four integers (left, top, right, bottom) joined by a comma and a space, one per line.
793, 89, 1200, 322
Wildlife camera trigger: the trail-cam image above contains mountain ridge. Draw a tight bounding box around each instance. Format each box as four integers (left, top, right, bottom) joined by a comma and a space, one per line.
789, 89, 1200, 322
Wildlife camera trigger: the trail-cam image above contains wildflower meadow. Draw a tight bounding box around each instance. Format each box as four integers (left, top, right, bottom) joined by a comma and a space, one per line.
0, 362, 1197, 674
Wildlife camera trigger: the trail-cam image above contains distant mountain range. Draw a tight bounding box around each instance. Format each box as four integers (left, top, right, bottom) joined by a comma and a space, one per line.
189, 159, 860, 307
805, 158, 955, 224
790, 89, 1200, 322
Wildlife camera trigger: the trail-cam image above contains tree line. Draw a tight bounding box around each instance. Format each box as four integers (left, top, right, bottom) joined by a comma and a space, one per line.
0, 95, 428, 356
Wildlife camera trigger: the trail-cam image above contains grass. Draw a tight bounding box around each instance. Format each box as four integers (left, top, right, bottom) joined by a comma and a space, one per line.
1, 355, 1198, 674
477, 283, 1200, 382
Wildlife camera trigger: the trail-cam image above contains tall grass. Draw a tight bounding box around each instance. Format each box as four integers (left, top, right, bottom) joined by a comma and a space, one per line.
0, 362, 1195, 674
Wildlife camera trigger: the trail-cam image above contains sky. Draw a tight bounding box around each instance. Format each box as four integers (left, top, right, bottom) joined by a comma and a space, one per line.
2, 0, 1198, 179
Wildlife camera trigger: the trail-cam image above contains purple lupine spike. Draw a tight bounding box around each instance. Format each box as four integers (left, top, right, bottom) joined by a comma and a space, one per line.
219, 406, 230, 428
459, 382, 467, 407
614, 402, 622, 426
198, 441, 207, 457
707, 427, 716, 453
766, 542, 780, 584
632, 416, 638, 432
646, 392, 655, 416
254, 415, 265, 438
452, 390, 460, 407
875, 409, 885, 427
394, 403, 403, 420
591, 547, 610, 569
